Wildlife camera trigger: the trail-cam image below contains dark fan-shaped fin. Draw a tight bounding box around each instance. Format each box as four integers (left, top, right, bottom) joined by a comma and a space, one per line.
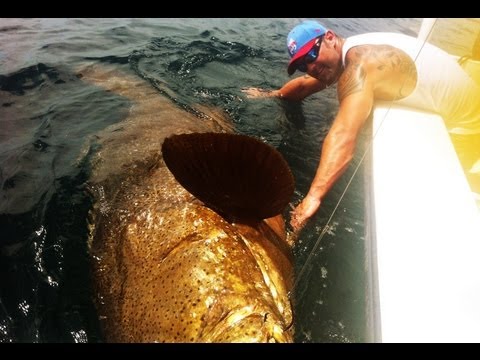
162, 133, 295, 221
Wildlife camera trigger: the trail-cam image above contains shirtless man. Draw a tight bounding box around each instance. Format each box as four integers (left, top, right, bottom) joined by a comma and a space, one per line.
244, 20, 480, 231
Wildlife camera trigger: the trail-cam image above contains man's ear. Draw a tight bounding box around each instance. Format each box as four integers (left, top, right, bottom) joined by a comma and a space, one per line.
324, 29, 335, 42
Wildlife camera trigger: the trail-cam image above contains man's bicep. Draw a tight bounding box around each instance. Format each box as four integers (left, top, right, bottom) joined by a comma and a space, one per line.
338, 62, 367, 101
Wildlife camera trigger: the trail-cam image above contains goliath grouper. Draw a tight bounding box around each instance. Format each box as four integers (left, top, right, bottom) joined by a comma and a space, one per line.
80, 63, 295, 342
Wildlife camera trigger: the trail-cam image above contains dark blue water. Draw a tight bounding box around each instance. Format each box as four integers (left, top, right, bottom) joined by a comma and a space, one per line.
0, 18, 426, 343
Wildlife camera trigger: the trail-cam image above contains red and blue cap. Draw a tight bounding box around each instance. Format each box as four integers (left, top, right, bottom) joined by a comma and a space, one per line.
287, 20, 327, 75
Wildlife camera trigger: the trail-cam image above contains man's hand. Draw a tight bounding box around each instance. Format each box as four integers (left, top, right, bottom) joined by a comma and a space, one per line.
241, 87, 277, 99
289, 194, 321, 232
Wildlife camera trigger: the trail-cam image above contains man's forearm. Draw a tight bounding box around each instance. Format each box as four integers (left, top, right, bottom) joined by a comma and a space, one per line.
307, 130, 357, 201
278, 75, 325, 101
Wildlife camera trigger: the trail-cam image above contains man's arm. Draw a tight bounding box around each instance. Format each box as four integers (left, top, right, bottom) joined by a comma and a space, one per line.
290, 60, 375, 231
242, 74, 326, 101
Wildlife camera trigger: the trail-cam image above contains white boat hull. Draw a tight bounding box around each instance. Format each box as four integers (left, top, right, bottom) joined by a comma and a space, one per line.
366, 103, 480, 342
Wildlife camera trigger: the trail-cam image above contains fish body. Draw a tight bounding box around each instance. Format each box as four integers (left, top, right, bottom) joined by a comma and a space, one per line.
82, 64, 294, 342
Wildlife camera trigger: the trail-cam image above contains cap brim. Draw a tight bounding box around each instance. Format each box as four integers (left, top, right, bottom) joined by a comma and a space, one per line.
287, 38, 318, 75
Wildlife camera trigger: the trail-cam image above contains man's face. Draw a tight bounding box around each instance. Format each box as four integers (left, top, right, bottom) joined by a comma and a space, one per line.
304, 31, 340, 86
294, 37, 322, 73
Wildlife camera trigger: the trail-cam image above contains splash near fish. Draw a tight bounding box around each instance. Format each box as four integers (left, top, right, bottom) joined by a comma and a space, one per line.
80, 63, 295, 342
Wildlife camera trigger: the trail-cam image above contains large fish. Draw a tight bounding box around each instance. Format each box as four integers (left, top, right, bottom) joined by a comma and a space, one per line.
80, 64, 295, 342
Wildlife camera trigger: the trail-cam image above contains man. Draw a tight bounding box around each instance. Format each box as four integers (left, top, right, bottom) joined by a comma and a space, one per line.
243, 20, 480, 232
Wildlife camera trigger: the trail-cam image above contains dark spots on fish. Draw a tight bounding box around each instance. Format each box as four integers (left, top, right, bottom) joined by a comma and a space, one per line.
93, 191, 293, 343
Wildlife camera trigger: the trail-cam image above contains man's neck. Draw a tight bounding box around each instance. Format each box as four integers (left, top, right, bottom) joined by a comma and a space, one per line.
336, 36, 346, 57
329, 36, 346, 87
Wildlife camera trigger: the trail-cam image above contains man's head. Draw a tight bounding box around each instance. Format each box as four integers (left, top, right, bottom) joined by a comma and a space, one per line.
286, 20, 327, 76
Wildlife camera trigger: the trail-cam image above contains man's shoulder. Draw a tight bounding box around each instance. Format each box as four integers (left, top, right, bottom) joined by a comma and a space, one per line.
344, 32, 417, 63
347, 32, 414, 41
345, 32, 416, 51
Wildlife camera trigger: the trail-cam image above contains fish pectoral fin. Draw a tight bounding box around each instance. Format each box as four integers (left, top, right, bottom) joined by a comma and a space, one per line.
162, 132, 295, 222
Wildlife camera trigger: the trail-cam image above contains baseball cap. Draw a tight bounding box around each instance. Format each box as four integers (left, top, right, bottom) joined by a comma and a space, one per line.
287, 20, 327, 75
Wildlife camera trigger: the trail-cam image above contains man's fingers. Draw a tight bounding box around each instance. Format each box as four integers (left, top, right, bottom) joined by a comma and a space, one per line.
241, 87, 269, 98
290, 208, 308, 233
241, 88, 256, 98
289, 213, 303, 233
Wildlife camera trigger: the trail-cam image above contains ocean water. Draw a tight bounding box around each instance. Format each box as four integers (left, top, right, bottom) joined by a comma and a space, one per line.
1, 18, 474, 343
